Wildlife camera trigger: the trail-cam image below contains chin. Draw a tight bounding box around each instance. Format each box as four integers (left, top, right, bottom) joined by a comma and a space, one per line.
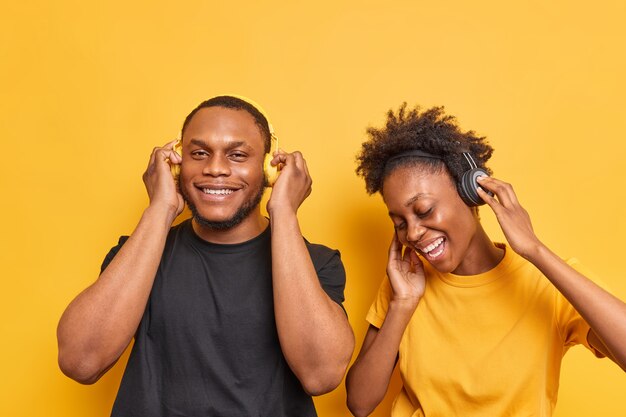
426, 258, 458, 275
195, 207, 237, 222
429, 264, 453, 274
193, 208, 250, 231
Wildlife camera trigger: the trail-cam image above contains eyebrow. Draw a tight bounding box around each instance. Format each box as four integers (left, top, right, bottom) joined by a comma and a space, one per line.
404, 193, 427, 207
387, 192, 428, 217
189, 139, 251, 151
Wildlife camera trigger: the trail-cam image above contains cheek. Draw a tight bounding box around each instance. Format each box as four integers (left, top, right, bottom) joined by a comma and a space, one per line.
448, 207, 478, 239
239, 164, 263, 184
433, 201, 474, 232
180, 158, 201, 175
396, 230, 409, 246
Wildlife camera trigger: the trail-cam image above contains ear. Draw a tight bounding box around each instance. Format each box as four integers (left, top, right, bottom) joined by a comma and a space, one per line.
471, 205, 481, 221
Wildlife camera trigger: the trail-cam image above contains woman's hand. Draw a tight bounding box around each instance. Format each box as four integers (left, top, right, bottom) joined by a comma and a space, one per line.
386, 232, 426, 309
476, 176, 543, 260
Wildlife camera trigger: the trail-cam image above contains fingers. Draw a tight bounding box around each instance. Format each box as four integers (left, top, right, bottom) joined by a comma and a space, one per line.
401, 246, 424, 274
388, 232, 404, 262
271, 149, 312, 190
291, 151, 312, 198
272, 149, 307, 171
476, 184, 501, 215
164, 139, 182, 164
144, 140, 183, 187
265, 149, 315, 214
408, 249, 423, 269
388, 232, 423, 272
269, 148, 286, 167
476, 176, 520, 208
148, 140, 181, 169
401, 246, 415, 271
477, 176, 534, 226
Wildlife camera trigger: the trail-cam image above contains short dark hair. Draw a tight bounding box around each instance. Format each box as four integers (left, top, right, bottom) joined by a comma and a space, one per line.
181, 96, 272, 153
356, 103, 494, 194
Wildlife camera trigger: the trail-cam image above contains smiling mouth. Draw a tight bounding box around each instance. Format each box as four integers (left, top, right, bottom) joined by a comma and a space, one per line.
420, 237, 445, 260
201, 188, 234, 195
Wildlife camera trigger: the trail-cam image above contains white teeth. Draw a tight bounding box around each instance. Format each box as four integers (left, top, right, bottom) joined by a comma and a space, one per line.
202, 188, 233, 195
429, 245, 444, 258
422, 237, 444, 254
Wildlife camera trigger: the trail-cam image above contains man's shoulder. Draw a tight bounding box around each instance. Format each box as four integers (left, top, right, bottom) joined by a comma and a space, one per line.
110, 219, 190, 250
303, 238, 342, 267
100, 220, 191, 273
304, 238, 339, 255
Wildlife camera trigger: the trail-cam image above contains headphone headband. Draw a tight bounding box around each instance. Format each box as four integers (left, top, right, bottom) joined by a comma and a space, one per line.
386, 149, 442, 166
384, 149, 488, 206
462, 152, 478, 169
217, 93, 276, 139
386, 150, 480, 170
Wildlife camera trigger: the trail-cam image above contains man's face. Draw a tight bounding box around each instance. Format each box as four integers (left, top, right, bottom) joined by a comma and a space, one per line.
179, 106, 266, 230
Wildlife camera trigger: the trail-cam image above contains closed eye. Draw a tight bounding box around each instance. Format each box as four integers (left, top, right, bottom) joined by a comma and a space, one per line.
393, 221, 406, 231
416, 207, 433, 219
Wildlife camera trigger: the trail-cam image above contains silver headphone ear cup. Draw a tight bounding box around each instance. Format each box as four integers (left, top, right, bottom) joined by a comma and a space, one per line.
459, 168, 489, 206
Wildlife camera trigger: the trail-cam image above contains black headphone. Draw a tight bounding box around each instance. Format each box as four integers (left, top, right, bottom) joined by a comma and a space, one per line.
385, 150, 491, 207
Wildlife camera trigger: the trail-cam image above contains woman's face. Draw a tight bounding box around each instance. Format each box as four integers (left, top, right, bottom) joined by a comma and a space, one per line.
382, 164, 483, 275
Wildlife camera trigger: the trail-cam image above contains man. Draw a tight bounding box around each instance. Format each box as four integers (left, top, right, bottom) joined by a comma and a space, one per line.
57, 95, 354, 416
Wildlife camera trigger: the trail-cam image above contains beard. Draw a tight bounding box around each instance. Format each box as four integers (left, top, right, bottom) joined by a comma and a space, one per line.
180, 181, 266, 231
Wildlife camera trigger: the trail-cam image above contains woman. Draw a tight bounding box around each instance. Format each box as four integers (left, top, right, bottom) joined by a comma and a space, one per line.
345, 104, 626, 417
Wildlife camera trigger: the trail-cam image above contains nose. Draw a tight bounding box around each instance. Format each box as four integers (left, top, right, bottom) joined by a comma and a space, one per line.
202, 154, 231, 177
406, 221, 426, 244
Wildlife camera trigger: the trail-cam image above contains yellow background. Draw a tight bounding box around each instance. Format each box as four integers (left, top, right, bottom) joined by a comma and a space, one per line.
1, 1, 625, 416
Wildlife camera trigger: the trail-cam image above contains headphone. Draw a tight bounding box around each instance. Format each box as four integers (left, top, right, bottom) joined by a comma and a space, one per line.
457, 152, 491, 206
170, 94, 280, 185
386, 150, 491, 206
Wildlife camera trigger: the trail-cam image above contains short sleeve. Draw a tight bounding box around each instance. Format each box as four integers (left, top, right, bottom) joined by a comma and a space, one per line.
365, 277, 392, 329
306, 242, 347, 309
555, 258, 610, 358
100, 236, 129, 273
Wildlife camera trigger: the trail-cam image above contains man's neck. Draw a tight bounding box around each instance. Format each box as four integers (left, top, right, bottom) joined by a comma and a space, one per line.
191, 211, 269, 245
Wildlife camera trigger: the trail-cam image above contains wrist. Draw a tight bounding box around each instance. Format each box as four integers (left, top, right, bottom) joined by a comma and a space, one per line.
389, 297, 420, 315
519, 239, 547, 262
383, 299, 419, 330
144, 202, 179, 225
268, 205, 298, 221
522, 242, 556, 269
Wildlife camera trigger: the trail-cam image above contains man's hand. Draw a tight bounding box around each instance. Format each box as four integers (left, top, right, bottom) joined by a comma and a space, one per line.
266, 149, 312, 216
142, 140, 184, 220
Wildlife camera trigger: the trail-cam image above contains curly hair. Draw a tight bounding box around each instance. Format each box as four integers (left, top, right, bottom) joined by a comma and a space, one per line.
356, 103, 494, 195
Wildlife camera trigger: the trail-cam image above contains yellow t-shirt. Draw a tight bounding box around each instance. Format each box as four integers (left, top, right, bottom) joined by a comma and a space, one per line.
366, 244, 604, 417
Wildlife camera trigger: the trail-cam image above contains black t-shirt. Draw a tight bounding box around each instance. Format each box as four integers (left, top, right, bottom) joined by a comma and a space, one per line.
101, 219, 346, 417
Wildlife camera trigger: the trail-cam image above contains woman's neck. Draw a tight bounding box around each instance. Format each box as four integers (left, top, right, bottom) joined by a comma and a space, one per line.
452, 224, 505, 276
